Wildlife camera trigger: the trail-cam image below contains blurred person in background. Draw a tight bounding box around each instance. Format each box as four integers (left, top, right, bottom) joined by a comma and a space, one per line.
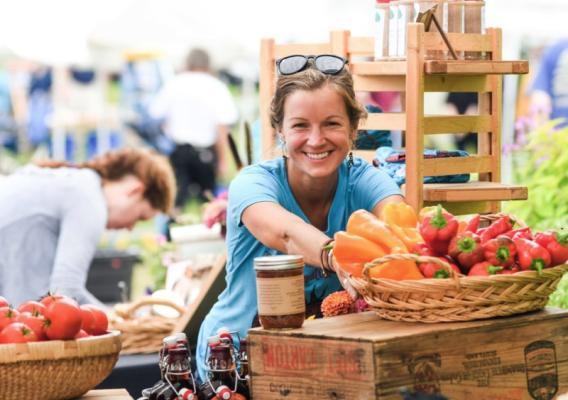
529, 39, 568, 127
150, 48, 238, 212
0, 148, 176, 307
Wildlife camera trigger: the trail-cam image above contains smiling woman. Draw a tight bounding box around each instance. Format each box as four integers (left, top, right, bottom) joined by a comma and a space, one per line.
0, 148, 176, 308
194, 57, 405, 382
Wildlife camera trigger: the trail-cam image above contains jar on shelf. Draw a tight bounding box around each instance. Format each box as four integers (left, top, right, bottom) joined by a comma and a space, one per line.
388, 0, 400, 59
464, 0, 486, 59
374, 0, 391, 60
254, 255, 305, 330
415, 0, 445, 59
397, 0, 417, 58
445, 0, 465, 58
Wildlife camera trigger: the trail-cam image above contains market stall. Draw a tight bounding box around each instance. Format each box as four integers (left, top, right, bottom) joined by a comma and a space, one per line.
2, 2, 568, 400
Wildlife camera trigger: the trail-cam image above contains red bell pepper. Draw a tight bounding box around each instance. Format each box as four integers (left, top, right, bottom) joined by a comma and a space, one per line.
468, 261, 503, 276
534, 230, 568, 266
499, 265, 520, 275
465, 214, 480, 233
503, 226, 533, 240
482, 235, 517, 267
479, 216, 514, 244
418, 256, 461, 279
514, 237, 551, 274
448, 231, 485, 273
412, 243, 435, 257
419, 205, 459, 256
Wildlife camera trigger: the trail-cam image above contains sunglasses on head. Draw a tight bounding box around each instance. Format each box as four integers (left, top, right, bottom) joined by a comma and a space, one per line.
276, 54, 348, 76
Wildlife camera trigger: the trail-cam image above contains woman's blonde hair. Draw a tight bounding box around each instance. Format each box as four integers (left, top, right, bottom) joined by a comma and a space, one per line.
270, 67, 366, 132
37, 148, 176, 214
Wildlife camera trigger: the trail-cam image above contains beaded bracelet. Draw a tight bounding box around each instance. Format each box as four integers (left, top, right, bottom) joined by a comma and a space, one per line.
320, 238, 335, 277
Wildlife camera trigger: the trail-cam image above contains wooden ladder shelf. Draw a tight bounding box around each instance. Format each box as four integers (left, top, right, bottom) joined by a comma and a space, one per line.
259, 25, 529, 214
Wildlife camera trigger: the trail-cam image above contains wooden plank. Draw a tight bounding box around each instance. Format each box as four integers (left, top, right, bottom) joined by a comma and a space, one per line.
424, 60, 528, 75
350, 61, 407, 76
423, 155, 493, 176
423, 32, 492, 52
80, 389, 133, 400
405, 23, 425, 213
425, 200, 495, 215
424, 75, 489, 92
423, 115, 491, 134
422, 182, 528, 202
249, 336, 376, 399
273, 43, 332, 58
359, 112, 406, 131
348, 36, 374, 56
353, 75, 405, 92
374, 310, 568, 399
260, 39, 277, 160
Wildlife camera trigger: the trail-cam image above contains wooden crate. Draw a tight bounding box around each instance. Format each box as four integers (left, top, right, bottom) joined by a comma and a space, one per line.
248, 308, 568, 399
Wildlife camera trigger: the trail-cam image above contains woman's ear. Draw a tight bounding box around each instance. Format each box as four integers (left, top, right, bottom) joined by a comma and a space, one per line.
126, 178, 145, 197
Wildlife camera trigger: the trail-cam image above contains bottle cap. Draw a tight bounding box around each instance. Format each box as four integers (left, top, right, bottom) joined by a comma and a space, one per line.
163, 335, 178, 346
175, 332, 188, 342
216, 385, 233, 400
207, 335, 221, 346
179, 388, 195, 400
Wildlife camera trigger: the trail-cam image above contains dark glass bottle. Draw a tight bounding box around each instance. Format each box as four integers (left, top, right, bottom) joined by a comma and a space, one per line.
235, 339, 250, 399
198, 342, 236, 400
150, 347, 197, 400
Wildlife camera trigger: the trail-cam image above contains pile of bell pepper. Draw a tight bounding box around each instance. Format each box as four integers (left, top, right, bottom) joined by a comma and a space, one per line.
333, 203, 568, 280
419, 205, 568, 276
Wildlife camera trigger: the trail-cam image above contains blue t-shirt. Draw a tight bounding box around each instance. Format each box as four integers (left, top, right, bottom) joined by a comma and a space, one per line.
195, 156, 401, 379
531, 40, 568, 126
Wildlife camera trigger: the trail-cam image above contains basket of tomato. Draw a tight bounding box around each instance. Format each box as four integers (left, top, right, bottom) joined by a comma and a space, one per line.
0, 294, 121, 400
334, 203, 568, 323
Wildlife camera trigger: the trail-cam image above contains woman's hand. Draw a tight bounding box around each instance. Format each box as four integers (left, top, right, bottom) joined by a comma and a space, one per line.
329, 256, 360, 300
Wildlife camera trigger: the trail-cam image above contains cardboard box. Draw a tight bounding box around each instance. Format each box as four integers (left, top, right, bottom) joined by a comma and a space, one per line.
249, 308, 568, 399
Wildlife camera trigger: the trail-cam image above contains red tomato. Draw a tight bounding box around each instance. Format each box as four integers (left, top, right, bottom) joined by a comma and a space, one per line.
79, 305, 97, 335
0, 296, 9, 308
16, 312, 47, 341
44, 298, 82, 340
18, 301, 46, 316
81, 304, 108, 335
39, 293, 68, 308
0, 322, 38, 344
0, 307, 20, 331
74, 329, 91, 339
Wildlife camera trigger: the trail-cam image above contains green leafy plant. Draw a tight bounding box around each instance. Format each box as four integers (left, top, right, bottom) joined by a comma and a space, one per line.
505, 119, 568, 230
504, 119, 568, 309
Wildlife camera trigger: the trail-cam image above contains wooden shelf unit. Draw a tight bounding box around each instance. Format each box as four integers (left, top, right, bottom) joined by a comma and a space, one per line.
259, 25, 529, 214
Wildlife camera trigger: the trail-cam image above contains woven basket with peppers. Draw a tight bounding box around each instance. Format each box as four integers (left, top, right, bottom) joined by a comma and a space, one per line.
333, 203, 568, 323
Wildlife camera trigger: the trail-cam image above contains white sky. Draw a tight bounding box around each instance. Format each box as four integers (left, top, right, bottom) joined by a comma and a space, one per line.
0, 0, 565, 68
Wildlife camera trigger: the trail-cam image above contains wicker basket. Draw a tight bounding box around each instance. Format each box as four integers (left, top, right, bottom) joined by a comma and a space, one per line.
109, 297, 186, 354
0, 330, 121, 400
348, 253, 568, 323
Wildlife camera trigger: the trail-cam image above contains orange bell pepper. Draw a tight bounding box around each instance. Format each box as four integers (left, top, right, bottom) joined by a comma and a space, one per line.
333, 231, 388, 277
379, 202, 418, 228
346, 210, 408, 253
366, 259, 424, 280
379, 202, 424, 250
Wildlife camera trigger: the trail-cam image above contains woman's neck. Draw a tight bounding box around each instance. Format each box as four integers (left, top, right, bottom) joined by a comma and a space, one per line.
286, 164, 338, 231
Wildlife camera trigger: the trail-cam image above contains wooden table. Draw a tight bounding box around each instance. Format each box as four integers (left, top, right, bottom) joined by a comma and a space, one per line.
80, 389, 133, 400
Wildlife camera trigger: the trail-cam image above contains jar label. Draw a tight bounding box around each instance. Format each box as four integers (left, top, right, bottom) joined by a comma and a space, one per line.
256, 275, 305, 316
